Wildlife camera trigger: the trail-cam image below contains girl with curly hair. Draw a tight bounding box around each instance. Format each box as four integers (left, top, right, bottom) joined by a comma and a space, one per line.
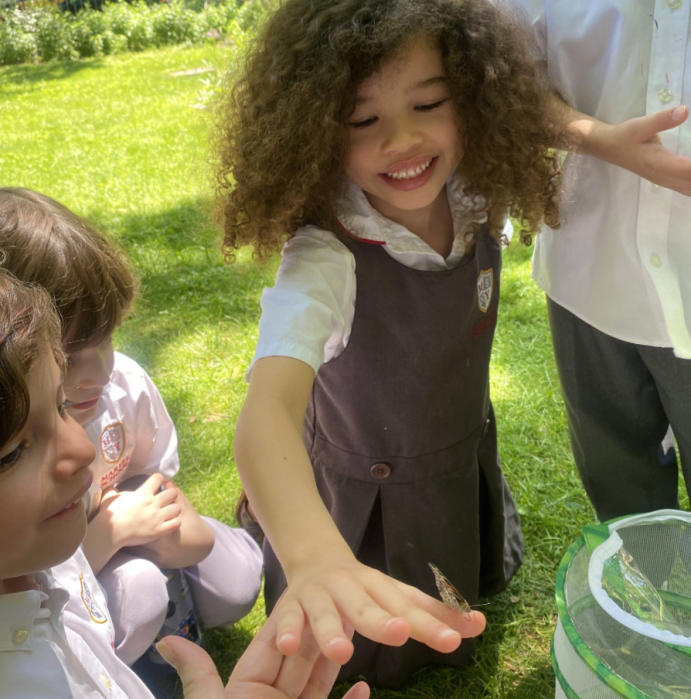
220, 0, 561, 687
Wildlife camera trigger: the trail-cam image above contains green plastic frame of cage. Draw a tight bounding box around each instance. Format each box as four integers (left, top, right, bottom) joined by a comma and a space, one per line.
552, 531, 691, 699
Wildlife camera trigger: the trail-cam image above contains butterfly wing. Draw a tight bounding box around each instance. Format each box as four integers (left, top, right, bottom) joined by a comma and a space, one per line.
429, 562, 472, 614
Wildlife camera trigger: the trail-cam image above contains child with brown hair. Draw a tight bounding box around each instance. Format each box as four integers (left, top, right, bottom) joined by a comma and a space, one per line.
0, 269, 156, 697
0, 187, 263, 668
0, 269, 370, 699
218, 0, 562, 687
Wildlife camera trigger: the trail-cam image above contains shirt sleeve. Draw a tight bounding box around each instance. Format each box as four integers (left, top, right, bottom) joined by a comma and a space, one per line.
249, 228, 356, 377
113, 355, 180, 482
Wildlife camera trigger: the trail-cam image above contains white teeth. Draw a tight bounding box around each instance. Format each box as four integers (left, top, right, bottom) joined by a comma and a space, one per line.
386, 159, 433, 180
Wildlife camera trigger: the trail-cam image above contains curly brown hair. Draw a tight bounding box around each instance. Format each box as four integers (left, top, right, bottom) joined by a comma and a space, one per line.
0, 269, 63, 450
215, 0, 561, 261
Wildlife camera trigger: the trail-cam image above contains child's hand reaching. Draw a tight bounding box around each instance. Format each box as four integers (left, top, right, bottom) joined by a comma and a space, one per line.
160, 610, 370, 699
102, 473, 182, 548
273, 552, 486, 665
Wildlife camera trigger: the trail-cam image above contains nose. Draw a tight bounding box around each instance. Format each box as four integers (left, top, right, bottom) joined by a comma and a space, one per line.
381, 113, 424, 155
54, 415, 95, 480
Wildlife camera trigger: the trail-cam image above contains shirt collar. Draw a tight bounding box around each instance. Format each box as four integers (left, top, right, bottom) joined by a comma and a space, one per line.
333, 177, 488, 257
102, 379, 127, 403
0, 571, 68, 653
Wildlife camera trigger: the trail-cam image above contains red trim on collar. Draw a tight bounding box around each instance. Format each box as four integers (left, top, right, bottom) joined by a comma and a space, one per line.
333, 217, 387, 246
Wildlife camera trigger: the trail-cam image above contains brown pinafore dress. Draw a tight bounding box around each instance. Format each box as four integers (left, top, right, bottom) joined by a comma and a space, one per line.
263, 222, 524, 688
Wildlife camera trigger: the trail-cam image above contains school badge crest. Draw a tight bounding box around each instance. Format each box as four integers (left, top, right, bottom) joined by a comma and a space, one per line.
79, 572, 108, 624
477, 268, 494, 313
100, 421, 125, 464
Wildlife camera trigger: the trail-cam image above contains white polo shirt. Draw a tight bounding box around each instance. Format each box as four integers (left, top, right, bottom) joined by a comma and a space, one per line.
0, 547, 154, 698
83, 353, 179, 517
250, 178, 492, 376
514, 0, 691, 357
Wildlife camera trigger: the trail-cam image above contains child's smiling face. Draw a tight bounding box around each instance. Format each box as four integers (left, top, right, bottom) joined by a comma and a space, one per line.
63, 337, 115, 425
345, 34, 462, 226
0, 351, 95, 583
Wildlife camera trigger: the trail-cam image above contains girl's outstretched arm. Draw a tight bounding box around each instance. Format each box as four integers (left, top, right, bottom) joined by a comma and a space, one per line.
234, 356, 486, 665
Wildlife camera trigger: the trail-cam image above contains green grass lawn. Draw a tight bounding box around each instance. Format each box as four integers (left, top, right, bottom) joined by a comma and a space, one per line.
2, 41, 687, 699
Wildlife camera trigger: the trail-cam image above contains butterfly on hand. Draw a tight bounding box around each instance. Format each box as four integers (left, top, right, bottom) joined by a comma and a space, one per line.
429, 562, 488, 615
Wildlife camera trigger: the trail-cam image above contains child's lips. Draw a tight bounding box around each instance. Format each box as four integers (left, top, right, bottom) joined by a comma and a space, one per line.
70, 396, 101, 411
378, 156, 438, 191
44, 471, 94, 521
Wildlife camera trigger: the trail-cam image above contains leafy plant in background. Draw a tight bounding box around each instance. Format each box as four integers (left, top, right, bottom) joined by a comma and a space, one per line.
0, 0, 263, 65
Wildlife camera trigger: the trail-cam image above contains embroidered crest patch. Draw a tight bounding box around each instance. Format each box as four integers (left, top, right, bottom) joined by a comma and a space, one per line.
80, 572, 108, 624
477, 268, 494, 313
100, 421, 125, 464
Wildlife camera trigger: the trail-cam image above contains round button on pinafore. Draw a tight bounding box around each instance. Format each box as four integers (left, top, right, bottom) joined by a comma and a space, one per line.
370, 463, 392, 479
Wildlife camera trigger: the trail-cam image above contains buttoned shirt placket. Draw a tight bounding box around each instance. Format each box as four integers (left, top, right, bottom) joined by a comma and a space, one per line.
636, 0, 691, 357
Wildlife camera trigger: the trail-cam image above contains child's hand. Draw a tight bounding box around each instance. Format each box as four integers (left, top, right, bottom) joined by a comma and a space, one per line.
274, 554, 486, 665
102, 473, 182, 548
587, 105, 691, 196
160, 611, 370, 699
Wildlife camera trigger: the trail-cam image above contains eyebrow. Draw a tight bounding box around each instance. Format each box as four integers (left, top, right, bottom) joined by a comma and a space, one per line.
355, 75, 448, 106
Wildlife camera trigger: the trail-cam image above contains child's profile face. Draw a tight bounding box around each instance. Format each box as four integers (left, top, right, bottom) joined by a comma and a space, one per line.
0, 351, 95, 582
63, 337, 115, 425
345, 34, 461, 225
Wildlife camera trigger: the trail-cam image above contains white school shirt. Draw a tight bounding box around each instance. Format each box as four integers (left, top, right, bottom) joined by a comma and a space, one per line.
250, 178, 493, 375
83, 352, 179, 517
513, 0, 691, 357
0, 547, 154, 698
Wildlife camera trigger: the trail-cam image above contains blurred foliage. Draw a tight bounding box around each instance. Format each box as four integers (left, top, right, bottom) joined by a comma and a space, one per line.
0, 0, 267, 65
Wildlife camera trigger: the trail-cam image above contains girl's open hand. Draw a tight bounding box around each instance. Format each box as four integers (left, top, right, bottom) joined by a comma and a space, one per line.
101, 473, 182, 548
275, 554, 486, 665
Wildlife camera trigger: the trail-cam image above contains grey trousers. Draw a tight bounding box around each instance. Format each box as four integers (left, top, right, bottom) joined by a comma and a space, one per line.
98, 517, 263, 666
547, 298, 691, 521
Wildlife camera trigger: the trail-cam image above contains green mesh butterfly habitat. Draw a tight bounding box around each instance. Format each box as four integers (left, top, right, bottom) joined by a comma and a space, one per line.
553, 510, 691, 699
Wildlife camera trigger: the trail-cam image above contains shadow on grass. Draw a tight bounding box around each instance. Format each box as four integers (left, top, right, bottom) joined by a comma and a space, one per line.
501, 661, 554, 699
92, 197, 277, 370
0, 58, 106, 86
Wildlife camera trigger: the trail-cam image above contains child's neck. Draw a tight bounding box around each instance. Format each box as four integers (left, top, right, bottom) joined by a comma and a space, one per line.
370, 186, 455, 259
0, 575, 40, 595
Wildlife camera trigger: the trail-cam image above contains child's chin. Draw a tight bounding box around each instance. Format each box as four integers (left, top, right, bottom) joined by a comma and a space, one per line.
44, 518, 88, 569
68, 406, 97, 426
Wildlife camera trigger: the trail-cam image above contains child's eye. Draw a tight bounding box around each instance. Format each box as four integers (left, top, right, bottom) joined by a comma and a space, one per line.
0, 443, 26, 472
416, 99, 449, 112
350, 116, 378, 129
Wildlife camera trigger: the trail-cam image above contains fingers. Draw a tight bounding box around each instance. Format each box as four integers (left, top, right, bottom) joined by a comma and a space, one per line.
156, 637, 225, 699
300, 590, 356, 665
328, 575, 410, 647
156, 485, 180, 507
363, 578, 460, 653
273, 631, 322, 698
274, 595, 307, 657
227, 612, 285, 687
159, 515, 182, 535
341, 683, 371, 699
635, 106, 688, 139
141, 472, 166, 494
393, 580, 487, 638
